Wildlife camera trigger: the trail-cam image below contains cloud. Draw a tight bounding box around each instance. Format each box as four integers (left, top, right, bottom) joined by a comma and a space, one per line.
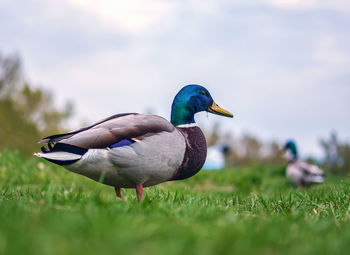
68, 0, 177, 34
265, 0, 350, 12
312, 35, 347, 67
1, 0, 350, 156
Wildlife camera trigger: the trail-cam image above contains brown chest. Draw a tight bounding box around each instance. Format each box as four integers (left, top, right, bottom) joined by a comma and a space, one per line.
171, 126, 207, 181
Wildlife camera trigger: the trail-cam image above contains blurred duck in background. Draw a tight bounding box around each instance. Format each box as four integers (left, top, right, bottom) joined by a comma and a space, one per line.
203, 144, 230, 170
284, 140, 326, 187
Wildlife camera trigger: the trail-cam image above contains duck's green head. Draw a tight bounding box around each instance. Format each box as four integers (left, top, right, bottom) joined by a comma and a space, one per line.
171, 84, 233, 126
284, 140, 298, 159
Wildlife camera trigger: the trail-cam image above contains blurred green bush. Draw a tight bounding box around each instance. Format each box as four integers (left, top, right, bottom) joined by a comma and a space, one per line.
0, 53, 73, 155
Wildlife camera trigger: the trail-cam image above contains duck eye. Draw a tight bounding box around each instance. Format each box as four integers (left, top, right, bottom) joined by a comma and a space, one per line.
200, 90, 206, 96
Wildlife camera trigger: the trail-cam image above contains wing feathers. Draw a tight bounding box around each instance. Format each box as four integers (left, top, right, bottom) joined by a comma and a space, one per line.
39, 113, 137, 143
38, 113, 175, 149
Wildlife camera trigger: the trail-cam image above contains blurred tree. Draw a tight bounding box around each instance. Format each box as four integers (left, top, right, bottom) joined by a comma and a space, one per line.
0, 53, 22, 99
320, 132, 350, 175
0, 99, 40, 155
262, 141, 285, 165
0, 53, 73, 155
19, 84, 73, 135
206, 122, 220, 146
241, 134, 262, 163
205, 125, 284, 167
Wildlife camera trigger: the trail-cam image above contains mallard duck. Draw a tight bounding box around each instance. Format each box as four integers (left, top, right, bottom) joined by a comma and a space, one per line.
284, 140, 326, 187
35, 85, 233, 201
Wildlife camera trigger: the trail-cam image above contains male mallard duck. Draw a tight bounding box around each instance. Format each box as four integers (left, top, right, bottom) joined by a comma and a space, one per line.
284, 140, 326, 187
35, 85, 233, 201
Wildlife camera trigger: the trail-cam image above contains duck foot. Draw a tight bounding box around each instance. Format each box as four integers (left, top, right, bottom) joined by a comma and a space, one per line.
115, 187, 123, 199
136, 184, 143, 202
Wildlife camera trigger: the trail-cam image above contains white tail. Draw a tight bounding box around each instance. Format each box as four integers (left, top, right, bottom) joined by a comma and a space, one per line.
34, 151, 82, 161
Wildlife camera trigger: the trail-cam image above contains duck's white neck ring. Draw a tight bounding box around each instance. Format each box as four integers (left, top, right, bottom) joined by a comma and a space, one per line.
176, 123, 198, 128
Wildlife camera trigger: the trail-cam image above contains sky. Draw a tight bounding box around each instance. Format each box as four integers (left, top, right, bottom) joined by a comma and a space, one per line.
0, 0, 349, 157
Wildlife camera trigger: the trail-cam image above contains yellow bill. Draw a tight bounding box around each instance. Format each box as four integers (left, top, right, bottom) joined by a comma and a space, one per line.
208, 102, 233, 118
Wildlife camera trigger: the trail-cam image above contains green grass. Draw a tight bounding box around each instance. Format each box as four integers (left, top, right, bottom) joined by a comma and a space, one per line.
1, 149, 350, 255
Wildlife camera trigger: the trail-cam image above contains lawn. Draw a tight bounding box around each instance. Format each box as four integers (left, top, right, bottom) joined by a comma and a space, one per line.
1, 149, 350, 255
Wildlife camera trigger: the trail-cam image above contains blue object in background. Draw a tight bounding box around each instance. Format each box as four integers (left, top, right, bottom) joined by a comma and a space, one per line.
203, 144, 230, 170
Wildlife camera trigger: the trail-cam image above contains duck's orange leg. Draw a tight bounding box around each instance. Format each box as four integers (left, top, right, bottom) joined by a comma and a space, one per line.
115, 187, 123, 199
136, 184, 143, 202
